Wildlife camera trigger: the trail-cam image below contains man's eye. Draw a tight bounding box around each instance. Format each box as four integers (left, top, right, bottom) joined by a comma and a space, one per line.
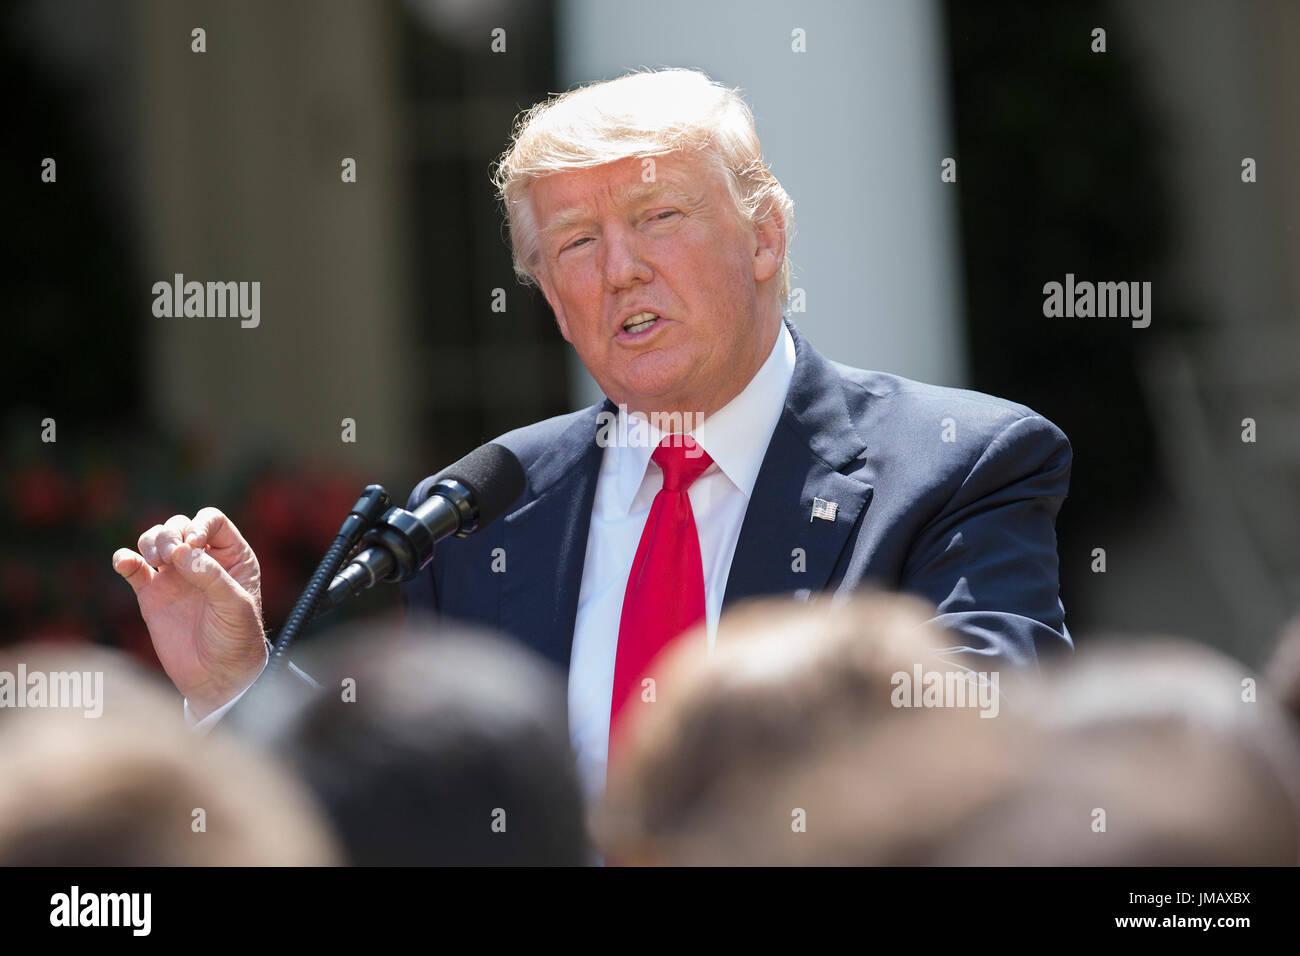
563, 237, 592, 252
651, 210, 678, 221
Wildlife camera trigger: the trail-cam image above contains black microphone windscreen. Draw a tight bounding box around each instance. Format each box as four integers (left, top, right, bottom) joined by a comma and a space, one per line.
432, 442, 526, 528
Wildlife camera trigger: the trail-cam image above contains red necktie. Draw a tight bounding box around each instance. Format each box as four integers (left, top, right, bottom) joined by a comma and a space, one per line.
608, 435, 714, 761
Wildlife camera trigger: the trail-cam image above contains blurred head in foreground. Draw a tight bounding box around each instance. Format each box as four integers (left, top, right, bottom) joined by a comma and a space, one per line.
933, 637, 1300, 865
0, 644, 339, 865
597, 592, 1015, 865
247, 619, 587, 865
1268, 612, 1300, 729
597, 595, 1300, 866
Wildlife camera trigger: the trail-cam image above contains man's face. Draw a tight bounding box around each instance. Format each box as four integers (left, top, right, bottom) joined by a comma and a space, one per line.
530, 151, 784, 419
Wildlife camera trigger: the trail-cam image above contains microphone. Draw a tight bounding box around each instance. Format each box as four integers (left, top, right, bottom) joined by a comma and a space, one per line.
323, 442, 525, 610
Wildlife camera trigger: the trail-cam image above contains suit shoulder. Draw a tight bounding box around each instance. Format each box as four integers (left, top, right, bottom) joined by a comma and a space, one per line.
407, 405, 602, 509
832, 363, 1069, 450
490, 404, 603, 472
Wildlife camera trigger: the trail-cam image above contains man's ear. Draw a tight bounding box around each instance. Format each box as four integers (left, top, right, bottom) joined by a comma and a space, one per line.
536, 267, 572, 343
750, 203, 786, 285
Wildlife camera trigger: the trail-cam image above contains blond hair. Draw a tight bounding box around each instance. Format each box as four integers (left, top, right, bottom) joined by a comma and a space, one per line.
593, 593, 1001, 864
492, 68, 795, 301
0, 645, 340, 866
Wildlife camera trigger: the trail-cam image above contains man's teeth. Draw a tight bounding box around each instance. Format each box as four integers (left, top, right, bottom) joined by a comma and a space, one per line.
623, 312, 659, 333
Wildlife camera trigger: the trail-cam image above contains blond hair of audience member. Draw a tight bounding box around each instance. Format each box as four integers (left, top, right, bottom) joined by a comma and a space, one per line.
927, 637, 1300, 865
596, 593, 1018, 865
0, 645, 340, 866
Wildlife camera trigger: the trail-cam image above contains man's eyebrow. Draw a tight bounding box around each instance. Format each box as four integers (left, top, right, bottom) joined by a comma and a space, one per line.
539, 181, 689, 239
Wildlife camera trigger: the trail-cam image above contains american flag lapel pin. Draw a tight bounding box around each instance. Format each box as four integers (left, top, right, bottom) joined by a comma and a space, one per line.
810, 497, 838, 522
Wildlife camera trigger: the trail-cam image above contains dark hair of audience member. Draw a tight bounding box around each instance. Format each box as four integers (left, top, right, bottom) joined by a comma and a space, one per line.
252, 620, 588, 865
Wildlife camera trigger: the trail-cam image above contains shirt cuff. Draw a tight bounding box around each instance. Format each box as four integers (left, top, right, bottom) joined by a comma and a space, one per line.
182, 637, 270, 733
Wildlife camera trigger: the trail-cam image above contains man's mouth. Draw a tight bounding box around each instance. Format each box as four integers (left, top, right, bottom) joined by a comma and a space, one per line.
621, 312, 660, 335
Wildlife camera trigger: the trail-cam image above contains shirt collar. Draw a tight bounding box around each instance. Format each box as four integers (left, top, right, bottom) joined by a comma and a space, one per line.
606, 322, 797, 515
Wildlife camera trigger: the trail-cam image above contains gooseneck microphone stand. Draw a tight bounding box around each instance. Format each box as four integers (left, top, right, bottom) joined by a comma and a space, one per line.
228, 442, 526, 726
236, 484, 391, 712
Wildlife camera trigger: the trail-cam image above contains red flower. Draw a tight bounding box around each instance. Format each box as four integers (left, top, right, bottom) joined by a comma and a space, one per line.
244, 474, 298, 546
11, 463, 73, 527
81, 466, 128, 526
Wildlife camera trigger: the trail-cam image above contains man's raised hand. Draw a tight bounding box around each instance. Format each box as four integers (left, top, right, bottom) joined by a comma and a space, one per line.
113, 507, 267, 720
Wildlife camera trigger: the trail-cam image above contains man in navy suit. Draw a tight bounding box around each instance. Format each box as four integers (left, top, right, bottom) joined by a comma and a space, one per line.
402, 318, 1070, 673
413, 69, 1070, 791
115, 69, 1069, 796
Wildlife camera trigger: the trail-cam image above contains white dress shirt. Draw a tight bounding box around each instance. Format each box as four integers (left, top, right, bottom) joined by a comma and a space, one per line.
567, 323, 796, 799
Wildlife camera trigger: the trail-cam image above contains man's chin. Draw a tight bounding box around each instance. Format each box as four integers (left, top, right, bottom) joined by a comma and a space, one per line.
607, 367, 697, 414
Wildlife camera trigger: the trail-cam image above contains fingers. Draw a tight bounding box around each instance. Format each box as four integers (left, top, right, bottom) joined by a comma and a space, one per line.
111, 548, 156, 595
136, 508, 253, 568
183, 507, 252, 562
137, 524, 164, 566
166, 541, 246, 608
119, 510, 258, 613
157, 514, 191, 564
137, 514, 187, 566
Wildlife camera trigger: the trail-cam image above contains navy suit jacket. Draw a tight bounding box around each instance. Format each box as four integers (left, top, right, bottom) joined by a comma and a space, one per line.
399, 321, 1072, 673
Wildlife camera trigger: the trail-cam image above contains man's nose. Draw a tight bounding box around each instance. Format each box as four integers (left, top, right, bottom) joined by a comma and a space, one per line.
601, 224, 653, 288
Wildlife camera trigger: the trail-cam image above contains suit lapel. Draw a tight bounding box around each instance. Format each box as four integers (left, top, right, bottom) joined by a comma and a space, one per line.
724, 323, 873, 606
498, 323, 872, 660
499, 404, 607, 671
